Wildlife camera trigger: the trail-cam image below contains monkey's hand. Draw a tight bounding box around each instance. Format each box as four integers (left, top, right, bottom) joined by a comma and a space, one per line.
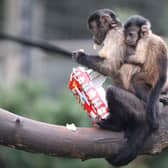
72, 49, 86, 63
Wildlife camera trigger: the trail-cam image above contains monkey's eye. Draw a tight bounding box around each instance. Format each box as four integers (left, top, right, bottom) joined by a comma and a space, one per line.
128, 32, 134, 37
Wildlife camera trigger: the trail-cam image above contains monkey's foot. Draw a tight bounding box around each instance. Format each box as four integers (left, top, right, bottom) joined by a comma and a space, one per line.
106, 149, 137, 167
96, 118, 123, 132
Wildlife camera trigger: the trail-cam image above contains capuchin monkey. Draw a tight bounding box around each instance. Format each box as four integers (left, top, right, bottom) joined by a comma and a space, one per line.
72, 10, 167, 166
73, 9, 125, 81
123, 15, 168, 131
118, 19, 151, 91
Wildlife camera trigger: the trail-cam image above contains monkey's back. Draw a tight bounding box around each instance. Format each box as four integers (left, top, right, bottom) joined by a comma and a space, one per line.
143, 34, 168, 87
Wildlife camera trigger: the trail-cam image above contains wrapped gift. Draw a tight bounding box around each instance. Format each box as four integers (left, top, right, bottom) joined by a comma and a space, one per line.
68, 66, 109, 126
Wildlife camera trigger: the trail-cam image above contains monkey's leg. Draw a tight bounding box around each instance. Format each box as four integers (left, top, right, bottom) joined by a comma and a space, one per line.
97, 85, 145, 131
106, 85, 145, 119
72, 51, 113, 76
106, 125, 149, 166
132, 74, 159, 130
99, 85, 149, 166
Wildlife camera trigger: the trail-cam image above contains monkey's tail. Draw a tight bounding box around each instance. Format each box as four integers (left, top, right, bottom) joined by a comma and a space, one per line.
146, 55, 167, 130
106, 126, 149, 166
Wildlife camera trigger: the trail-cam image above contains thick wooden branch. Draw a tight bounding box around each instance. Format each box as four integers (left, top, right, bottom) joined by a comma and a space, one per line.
0, 107, 167, 161
0, 32, 72, 57
0, 108, 125, 160
0, 87, 168, 161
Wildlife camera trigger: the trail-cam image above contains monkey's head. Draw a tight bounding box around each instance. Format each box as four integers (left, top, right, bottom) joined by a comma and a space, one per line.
88, 9, 122, 45
124, 15, 151, 46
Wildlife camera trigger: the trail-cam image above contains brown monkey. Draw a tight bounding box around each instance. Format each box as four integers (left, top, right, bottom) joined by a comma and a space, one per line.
119, 18, 152, 91
72, 9, 163, 166
123, 15, 168, 131
73, 9, 125, 84
72, 11, 145, 93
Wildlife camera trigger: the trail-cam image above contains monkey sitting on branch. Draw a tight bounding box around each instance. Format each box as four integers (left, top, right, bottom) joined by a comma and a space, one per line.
122, 15, 168, 131
118, 19, 151, 91
73, 9, 125, 80
107, 14, 168, 166
72, 9, 168, 166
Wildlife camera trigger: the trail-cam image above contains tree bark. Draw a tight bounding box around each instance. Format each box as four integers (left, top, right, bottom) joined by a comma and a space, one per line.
0, 87, 168, 161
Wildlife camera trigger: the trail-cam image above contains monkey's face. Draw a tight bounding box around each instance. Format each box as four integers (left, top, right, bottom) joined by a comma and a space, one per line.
88, 10, 121, 45
124, 26, 140, 46
124, 15, 152, 46
89, 20, 108, 45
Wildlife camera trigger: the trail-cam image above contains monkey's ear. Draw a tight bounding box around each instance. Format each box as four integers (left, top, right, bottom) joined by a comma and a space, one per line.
140, 24, 151, 37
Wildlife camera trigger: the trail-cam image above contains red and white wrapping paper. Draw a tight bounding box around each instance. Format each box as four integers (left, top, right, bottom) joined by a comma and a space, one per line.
68, 66, 109, 126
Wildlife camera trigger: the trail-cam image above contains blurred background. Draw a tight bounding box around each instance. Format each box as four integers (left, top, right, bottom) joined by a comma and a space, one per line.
0, 0, 168, 168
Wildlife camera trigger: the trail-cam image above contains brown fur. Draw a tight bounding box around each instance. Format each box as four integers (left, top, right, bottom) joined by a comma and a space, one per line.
128, 33, 168, 89
118, 30, 168, 93
144, 35, 167, 87
73, 11, 167, 166
97, 27, 143, 90
98, 27, 125, 76
98, 26, 153, 91
118, 31, 150, 91
119, 64, 141, 90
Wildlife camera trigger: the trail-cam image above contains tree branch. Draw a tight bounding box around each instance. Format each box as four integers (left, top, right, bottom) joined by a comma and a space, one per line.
0, 88, 168, 161
0, 32, 72, 57
0, 108, 125, 160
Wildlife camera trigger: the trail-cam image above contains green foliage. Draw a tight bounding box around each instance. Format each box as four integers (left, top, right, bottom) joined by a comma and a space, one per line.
144, 151, 168, 168
0, 146, 109, 168
0, 79, 110, 168
0, 79, 92, 126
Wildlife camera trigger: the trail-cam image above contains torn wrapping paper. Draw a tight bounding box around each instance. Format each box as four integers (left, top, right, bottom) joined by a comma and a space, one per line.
68, 66, 109, 126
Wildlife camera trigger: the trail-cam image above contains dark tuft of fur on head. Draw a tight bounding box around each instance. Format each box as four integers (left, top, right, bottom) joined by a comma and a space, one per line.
88, 9, 120, 28
124, 15, 150, 29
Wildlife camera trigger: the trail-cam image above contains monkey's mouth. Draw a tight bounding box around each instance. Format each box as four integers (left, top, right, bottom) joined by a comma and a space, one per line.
125, 40, 136, 47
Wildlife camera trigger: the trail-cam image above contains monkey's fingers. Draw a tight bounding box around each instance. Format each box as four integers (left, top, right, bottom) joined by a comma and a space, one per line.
72, 49, 85, 61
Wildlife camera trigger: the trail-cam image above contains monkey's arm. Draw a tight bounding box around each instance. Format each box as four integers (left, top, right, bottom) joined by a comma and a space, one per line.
126, 39, 147, 66
126, 54, 145, 66
72, 50, 114, 76
146, 56, 167, 130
